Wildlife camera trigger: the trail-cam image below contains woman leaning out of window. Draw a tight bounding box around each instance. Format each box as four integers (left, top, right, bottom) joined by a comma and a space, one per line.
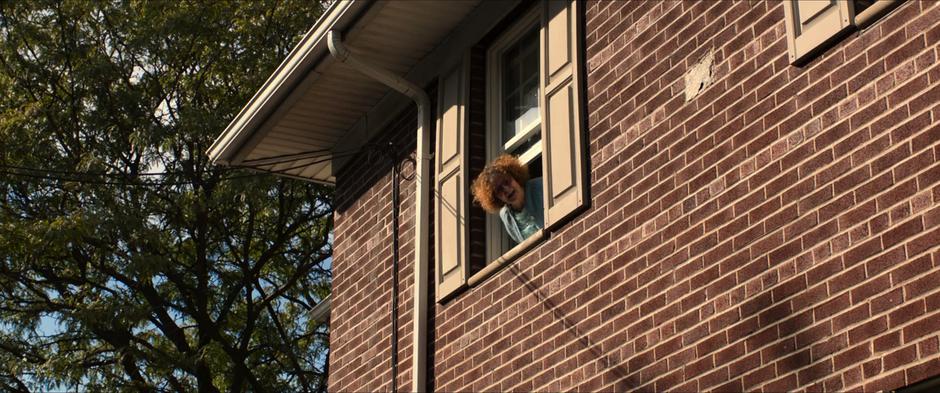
471, 154, 543, 243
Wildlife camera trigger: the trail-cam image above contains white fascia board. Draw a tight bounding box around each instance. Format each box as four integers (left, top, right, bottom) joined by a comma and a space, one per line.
206, 0, 369, 166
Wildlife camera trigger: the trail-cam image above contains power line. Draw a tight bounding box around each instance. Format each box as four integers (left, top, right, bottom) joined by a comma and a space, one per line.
0, 168, 262, 186
0, 163, 215, 178
0, 145, 373, 186
0, 145, 363, 179
239, 148, 334, 166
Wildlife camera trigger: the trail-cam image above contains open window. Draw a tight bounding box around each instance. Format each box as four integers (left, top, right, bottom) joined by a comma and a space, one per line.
784, 0, 903, 65
484, 7, 544, 263
434, 0, 587, 301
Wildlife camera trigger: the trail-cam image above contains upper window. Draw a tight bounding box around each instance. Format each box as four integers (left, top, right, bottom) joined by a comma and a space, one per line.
484, 9, 544, 263
783, 0, 903, 65
498, 25, 541, 164
433, 0, 588, 301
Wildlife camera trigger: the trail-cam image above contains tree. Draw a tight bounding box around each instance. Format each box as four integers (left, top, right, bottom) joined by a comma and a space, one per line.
0, 1, 331, 391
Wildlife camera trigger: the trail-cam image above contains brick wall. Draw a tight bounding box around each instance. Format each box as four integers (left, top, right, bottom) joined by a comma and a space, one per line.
330, 0, 940, 391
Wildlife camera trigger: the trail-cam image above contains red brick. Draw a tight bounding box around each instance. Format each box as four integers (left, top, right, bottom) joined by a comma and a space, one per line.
906, 358, 940, 389
728, 351, 761, 379
907, 225, 940, 257
918, 160, 940, 189
833, 343, 872, 371
865, 246, 907, 278
889, 73, 930, 110
882, 217, 924, 248
714, 377, 743, 393
768, 238, 802, 265
693, 363, 726, 390
917, 336, 939, 357
741, 364, 775, 389
892, 110, 934, 145
864, 369, 906, 392
890, 253, 933, 287
870, 212, 892, 236
902, 316, 939, 344
832, 302, 870, 333
751, 230, 785, 259
782, 213, 818, 242
911, 124, 940, 155
812, 330, 848, 360
886, 35, 927, 71
696, 332, 728, 358
876, 179, 917, 213
842, 364, 864, 389
871, 288, 904, 315
843, 237, 883, 267
874, 331, 902, 353
763, 373, 798, 393
833, 166, 872, 197
851, 272, 888, 304
862, 358, 883, 378
848, 316, 888, 345
837, 200, 874, 229
889, 299, 927, 327
792, 282, 830, 312
797, 358, 833, 386
828, 265, 866, 297
909, 82, 940, 115
856, 171, 896, 202
851, 99, 888, 130
798, 183, 834, 214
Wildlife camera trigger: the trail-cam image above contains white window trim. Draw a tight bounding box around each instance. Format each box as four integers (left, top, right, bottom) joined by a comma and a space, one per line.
484, 6, 543, 263
784, 0, 903, 65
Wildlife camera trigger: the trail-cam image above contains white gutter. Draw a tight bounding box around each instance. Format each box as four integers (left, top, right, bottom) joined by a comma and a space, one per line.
327, 31, 431, 393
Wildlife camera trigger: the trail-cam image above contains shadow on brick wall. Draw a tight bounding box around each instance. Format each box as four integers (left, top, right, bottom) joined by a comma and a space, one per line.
508, 263, 633, 389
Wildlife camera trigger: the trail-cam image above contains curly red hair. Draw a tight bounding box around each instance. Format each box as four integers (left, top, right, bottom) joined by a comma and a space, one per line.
471, 154, 529, 214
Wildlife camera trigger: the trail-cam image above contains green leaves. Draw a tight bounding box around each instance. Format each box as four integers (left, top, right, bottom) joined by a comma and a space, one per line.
0, 1, 331, 392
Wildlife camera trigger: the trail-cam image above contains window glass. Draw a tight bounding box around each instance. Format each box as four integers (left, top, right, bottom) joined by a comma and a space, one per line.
500, 26, 541, 161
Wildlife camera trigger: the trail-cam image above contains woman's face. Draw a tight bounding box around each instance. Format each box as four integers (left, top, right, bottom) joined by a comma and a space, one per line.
493, 174, 525, 211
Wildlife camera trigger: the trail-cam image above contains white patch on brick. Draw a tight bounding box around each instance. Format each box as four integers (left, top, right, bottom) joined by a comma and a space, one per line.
708, 177, 725, 196
684, 51, 715, 101
787, 130, 804, 148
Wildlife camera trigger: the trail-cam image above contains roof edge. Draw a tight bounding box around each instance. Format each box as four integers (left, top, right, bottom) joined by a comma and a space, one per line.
207, 0, 369, 166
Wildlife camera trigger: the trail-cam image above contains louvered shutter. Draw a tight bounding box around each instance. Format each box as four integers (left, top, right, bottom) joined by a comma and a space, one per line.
784, 0, 854, 64
435, 59, 470, 301
540, 0, 587, 230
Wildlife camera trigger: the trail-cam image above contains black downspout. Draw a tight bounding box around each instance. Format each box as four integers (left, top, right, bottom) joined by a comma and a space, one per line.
389, 144, 401, 393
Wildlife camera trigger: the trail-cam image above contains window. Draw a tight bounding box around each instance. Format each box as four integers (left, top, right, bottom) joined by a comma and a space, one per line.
783, 0, 903, 65
485, 8, 544, 263
492, 20, 542, 165
433, 0, 588, 301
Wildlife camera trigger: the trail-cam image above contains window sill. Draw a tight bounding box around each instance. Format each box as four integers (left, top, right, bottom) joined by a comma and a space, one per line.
467, 229, 545, 286
855, 0, 901, 30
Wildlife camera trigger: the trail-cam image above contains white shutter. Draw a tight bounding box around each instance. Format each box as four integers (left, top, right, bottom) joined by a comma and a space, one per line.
784, 0, 854, 64
435, 58, 470, 301
540, 0, 587, 229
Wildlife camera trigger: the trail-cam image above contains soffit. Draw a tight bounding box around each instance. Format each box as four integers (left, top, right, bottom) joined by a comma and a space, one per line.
208, 0, 481, 184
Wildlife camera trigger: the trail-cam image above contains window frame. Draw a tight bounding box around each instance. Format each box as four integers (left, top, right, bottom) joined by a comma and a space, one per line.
784, 0, 903, 65
434, 0, 588, 300
483, 5, 544, 264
